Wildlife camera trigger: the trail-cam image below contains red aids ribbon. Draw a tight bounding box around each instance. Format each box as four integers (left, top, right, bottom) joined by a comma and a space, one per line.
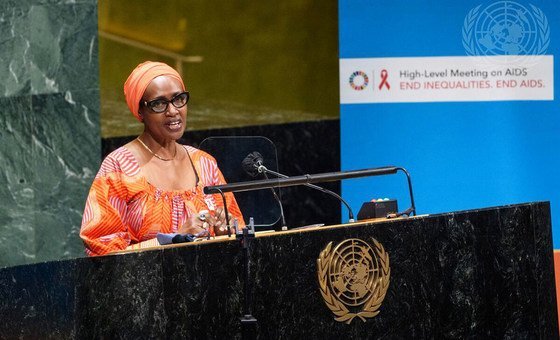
379, 69, 390, 90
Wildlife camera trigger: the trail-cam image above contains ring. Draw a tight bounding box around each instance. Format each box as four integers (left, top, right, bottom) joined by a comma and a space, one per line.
198, 209, 209, 221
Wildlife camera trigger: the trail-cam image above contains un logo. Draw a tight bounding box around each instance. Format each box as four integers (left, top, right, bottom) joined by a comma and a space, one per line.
317, 238, 390, 324
462, 1, 549, 57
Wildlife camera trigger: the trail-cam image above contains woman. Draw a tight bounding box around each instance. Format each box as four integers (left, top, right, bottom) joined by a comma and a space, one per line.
80, 61, 244, 256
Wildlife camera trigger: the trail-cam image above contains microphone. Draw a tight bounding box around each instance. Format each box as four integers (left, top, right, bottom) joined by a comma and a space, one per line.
242, 152, 288, 230
242, 152, 356, 223
241, 152, 264, 177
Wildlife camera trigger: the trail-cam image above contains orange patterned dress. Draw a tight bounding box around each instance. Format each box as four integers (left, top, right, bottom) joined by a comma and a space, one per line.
80, 145, 244, 256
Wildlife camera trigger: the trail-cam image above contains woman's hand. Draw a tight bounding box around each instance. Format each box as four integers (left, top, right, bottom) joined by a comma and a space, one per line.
179, 209, 233, 237
179, 212, 208, 237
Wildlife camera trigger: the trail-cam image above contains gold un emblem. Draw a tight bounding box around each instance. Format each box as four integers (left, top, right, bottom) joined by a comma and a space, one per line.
317, 238, 390, 324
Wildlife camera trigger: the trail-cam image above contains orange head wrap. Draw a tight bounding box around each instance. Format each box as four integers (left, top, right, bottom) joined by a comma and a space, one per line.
123, 61, 186, 121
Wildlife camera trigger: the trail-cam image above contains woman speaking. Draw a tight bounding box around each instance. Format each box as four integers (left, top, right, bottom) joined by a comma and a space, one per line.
80, 61, 244, 256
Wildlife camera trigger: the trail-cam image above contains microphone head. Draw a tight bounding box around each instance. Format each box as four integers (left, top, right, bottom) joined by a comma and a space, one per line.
242, 151, 264, 177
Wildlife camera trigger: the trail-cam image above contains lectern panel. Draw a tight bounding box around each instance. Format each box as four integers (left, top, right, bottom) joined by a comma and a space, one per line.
0, 202, 556, 338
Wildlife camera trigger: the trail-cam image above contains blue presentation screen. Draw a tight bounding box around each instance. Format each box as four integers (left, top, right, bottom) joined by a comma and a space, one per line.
339, 0, 560, 247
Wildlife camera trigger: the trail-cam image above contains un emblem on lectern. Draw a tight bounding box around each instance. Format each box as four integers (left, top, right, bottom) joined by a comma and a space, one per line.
317, 238, 390, 324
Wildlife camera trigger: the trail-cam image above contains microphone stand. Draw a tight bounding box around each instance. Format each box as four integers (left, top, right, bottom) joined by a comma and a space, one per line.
205, 166, 416, 219
260, 171, 288, 230
396, 167, 416, 217
238, 218, 257, 340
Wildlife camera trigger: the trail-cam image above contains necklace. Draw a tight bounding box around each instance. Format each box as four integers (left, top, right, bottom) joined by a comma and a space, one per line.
136, 137, 177, 161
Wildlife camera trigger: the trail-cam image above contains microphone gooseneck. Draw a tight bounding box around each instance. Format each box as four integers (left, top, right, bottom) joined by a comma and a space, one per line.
261, 167, 355, 223
242, 152, 288, 230
260, 171, 287, 230
242, 152, 355, 224
214, 187, 232, 237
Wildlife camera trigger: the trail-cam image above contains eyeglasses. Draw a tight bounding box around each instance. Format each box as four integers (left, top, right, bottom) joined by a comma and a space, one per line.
142, 91, 190, 113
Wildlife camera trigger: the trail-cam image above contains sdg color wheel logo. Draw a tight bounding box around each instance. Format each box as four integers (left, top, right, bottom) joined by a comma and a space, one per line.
462, 1, 549, 57
349, 71, 369, 91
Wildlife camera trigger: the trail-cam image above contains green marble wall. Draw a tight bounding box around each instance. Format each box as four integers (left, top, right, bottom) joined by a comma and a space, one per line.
0, 0, 100, 267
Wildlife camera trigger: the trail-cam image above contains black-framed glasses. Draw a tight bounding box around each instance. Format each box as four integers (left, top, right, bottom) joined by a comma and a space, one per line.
143, 91, 190, 113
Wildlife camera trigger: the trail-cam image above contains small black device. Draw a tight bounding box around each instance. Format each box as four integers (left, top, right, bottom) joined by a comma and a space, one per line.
357, 199, 398, 220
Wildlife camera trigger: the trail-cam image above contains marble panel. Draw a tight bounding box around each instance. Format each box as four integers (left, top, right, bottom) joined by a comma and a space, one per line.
0, 0, 100, 268
0, 1, 98, 97
0, 95, 36, 265
162, 240, 243, 339
531, 202, 558, 338
28, 3, 98, 94
74, 251, 167, 339
0, 260, 77, 339
31, 90, 100, 263
0, 4, 32, 96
